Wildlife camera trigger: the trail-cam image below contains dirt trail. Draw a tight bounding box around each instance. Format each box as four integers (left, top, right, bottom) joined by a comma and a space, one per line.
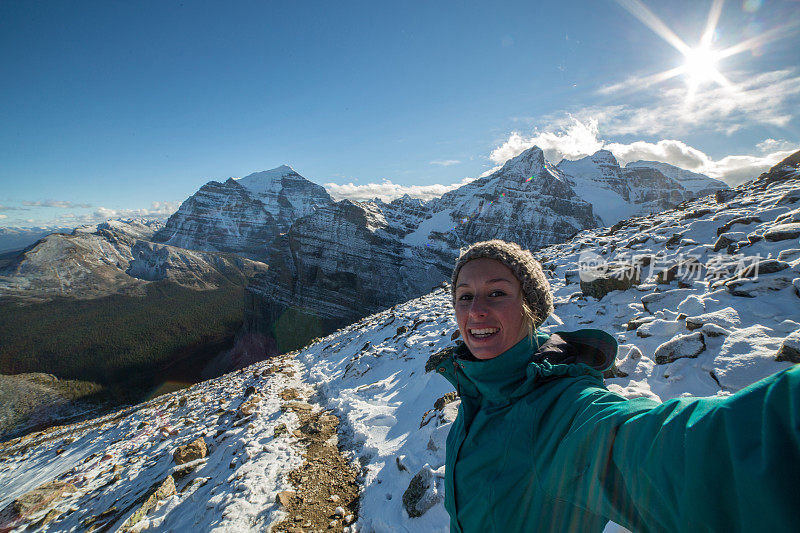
272, 366, 359, 533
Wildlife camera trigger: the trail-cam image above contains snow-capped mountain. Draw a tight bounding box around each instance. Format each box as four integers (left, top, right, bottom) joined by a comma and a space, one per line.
2, 150, 797, 533
237, 165, 335, 232
556, 150, 728, 226
626, 160, 727, 196
152, 166, 335, 261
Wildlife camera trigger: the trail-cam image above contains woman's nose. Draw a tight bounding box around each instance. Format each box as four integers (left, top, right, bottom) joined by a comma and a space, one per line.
469, 296, 488, 316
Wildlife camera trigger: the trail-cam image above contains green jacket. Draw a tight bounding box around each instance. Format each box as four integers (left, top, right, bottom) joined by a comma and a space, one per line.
435, 330, 800, 533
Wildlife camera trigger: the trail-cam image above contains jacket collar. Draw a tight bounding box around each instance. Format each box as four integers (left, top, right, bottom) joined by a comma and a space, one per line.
447, 329, 617, 402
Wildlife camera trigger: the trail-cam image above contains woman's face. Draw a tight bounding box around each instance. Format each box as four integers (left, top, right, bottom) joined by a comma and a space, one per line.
454, 258, 527, 360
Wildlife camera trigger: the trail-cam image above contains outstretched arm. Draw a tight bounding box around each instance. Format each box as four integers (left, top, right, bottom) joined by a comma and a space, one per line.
535, 365, 800, 533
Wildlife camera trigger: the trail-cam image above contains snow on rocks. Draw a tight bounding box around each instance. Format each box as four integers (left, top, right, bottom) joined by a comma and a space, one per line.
654, 332, 706, 364
776, 330, 800, 363
685, 307, 741, 331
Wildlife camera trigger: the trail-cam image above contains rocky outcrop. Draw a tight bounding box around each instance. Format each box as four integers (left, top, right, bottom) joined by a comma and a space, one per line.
245, 200, 450, 354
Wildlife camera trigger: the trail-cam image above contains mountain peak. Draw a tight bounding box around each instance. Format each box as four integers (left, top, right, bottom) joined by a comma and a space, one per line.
496, 145, 546, 179
590, 149, 619, 165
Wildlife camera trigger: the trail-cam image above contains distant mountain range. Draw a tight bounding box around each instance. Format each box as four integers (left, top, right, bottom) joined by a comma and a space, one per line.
0, 146, 730, 356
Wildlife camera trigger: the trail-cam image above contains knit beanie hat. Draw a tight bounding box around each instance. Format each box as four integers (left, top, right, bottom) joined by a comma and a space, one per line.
451, 240, 553, 327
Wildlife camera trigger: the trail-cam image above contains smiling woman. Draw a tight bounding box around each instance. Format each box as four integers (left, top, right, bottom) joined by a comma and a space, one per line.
437, 239, 800, 532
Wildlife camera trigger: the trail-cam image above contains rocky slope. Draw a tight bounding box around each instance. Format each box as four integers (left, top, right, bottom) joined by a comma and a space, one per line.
0, 219, 266, 301
1, 151, 796, 533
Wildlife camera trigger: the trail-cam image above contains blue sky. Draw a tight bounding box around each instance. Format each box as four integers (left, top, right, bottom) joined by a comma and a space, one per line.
1, 0, 799, 228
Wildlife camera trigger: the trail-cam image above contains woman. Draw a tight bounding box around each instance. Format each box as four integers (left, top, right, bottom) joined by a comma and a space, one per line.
436, 239, 800, 533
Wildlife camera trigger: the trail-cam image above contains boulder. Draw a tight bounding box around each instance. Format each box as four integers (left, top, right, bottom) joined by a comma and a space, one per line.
580, 264, 641, 300
715, 189, 738, 203
0, 481, 76, 524
654, 332, 706, 364
776, 330, 800, 364
173, 437, 208, 465
713, 232, 747, 252
764, 223, 800, 242
402, 464, 445, 518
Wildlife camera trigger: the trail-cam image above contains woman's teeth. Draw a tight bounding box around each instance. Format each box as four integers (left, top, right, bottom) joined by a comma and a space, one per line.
470, 328, 499, 338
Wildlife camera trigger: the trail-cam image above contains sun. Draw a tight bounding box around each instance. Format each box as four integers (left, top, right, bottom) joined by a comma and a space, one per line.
682, 45, 721, 87
614, 0, 796, 103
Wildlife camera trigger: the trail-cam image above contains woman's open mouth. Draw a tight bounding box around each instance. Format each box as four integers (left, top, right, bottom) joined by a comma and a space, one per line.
470, 327, 499, 339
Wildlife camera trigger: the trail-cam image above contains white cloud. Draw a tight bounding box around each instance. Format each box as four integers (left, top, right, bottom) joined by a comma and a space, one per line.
0, 214, 7, 219
430, 160, 461, 166
756, 138, 798, 154
589, 69, 800, 136
605, 139, 712, 170
91, 201, 181, 221
324, 177, 476, 202
489, 118, 604, 165
22, 200, 93, 208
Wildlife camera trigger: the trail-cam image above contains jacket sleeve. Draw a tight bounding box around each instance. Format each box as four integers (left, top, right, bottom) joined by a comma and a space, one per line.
533, 364, 800, 533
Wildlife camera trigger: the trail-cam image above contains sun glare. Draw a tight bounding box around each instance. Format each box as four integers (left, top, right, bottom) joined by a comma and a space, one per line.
615, 0, 796, 104
683, 45, 720, 86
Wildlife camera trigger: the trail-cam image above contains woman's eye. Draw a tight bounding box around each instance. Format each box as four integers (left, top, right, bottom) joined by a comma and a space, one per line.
457, 294, 473, 301
490, 290, 506, 297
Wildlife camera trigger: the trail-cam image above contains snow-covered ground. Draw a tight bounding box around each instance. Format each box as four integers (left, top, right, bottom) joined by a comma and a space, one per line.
1, 162, 798, 532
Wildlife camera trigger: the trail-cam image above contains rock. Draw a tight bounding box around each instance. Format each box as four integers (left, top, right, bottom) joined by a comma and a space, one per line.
580, 264, 641, 300
277, 490, 296, 508
280, 388, 300, 401
244, 385, 256, 398
715, 189, 738, 203
713, 232, 747, 252
656, 257, 704, 284
778, 249, 800, 263
434, 392, 458, 410
637, 319, 683, 338
764, 223, 800, 242
334, 506, 346, 517
776, 330, 800, 364
685, 307, 741, 331
396, 325, 409, 336
329, 494, 341, 503
654, 332, 706, 364
402, 464, 445, 518
178, 396, 188, 407
775, 188, 800, 206
677, 295, 706, 316
624, 316, 653, 332
283, 402, 313, 412
0, 480, 76, 523
716, 215, 762, 235
425, 346, 457, 373
450, 330, 460, 341
274, 423, 288, 438
173, 437, 208, 465
739, 259, 789, 278
122, 476, 176, 530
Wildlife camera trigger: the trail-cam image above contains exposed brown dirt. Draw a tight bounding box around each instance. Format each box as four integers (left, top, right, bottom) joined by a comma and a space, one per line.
272, 391, 359, 533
